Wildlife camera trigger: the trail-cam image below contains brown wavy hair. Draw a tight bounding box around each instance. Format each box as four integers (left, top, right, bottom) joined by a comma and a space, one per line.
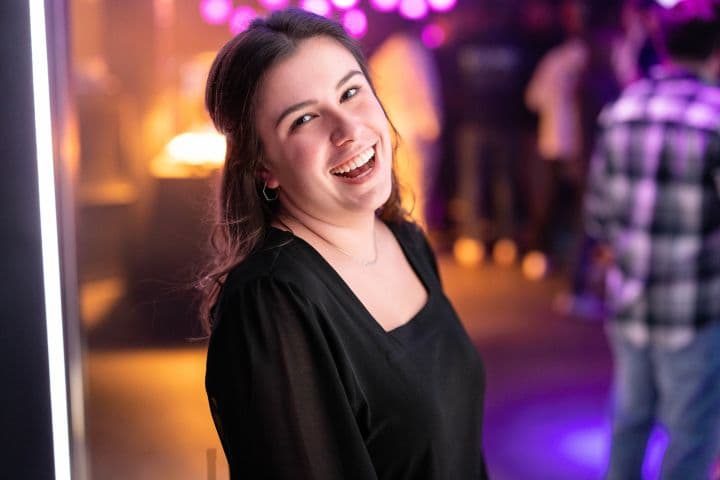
198, 8, 406, 334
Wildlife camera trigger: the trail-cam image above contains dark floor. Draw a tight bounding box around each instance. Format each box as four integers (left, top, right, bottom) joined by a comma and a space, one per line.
86, 255, 666, 479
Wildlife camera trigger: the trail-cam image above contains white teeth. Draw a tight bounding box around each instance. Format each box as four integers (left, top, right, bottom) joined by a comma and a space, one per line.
330, 147, 375, 175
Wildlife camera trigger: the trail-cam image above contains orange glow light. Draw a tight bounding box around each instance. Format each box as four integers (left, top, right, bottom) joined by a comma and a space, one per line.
151, 129, 226, 178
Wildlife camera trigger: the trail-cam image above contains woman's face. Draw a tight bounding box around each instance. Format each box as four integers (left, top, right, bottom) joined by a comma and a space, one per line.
255, 36, 393, 224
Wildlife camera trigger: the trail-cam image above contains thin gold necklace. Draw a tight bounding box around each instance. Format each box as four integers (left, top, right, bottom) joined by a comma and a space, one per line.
307, 225, 378, 267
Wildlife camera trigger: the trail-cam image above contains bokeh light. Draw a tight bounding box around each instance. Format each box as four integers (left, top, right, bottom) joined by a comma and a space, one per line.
453, 237, 485, 268
259, 0, 290, 10
342, 8, 368, 38
420, 22, 446, 49
165, 132, 226, 167
300, 0, 332, 17
521, 250, 548, 281
199, 0, 233, 25
427, 0, 456, 12
332, 0, 360, 10
398, 0, 429, 19
229, 6, 258, 34
369, 0, 400, 12
492, 238, 517, 266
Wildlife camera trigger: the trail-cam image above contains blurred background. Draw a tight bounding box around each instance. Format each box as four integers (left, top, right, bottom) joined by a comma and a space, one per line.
3, 0, 689, 478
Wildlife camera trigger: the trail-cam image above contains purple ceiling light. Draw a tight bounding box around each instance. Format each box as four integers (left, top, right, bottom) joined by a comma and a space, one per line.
332, 0, 360, 10
420, 23, 446, 48
398, 0, 428, 19
229, 6, 258, 34
300, 0, 333, 17
343, 8, 368, 38
259, 0, 290, 10
199, 0, 233, 25
427, 0, 456, 12
369, 0, 400, 12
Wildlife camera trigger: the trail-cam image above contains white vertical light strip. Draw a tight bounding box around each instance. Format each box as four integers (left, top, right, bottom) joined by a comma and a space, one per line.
28, 0, 72, 479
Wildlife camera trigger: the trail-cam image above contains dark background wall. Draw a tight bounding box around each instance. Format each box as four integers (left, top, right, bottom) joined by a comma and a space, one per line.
0, 2, 57, 478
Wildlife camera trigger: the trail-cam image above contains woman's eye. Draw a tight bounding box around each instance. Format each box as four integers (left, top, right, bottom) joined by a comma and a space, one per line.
290, 113, 314, 131
341, 86, 360, 102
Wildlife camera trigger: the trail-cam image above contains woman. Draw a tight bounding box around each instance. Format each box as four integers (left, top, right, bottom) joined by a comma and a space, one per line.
201, 9, 488, 479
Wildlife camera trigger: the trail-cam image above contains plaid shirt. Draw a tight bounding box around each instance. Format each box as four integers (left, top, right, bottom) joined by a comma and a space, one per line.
585, 66, 720, 341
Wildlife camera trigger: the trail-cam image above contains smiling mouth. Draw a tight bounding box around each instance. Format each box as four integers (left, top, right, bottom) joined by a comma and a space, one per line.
330, 147, 376, 179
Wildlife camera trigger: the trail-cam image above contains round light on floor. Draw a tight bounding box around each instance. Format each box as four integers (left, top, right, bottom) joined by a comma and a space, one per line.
453, 236, 484, 267
522, 250, 548, 281
493, 238, 517, 266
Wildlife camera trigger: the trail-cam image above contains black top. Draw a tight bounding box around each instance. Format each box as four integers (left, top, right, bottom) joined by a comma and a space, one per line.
205, 221, 488, 479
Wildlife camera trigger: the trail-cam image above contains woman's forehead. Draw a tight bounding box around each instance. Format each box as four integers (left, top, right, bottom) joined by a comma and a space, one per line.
256, 36, 363, 117
271, 36, 359, 83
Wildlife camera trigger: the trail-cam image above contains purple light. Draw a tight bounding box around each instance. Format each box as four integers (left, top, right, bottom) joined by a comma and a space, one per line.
259, 0, 290, 10
300, 0, 332, 17
229, 6, 258, 34
332, 0, 360, 9
199, 0, 233, 25
369, 0, 400, 12
342, 8, 368, 38
642, 427, 668, 480
398, 0, 428, 20
420, 23, 446, 49
655, 0, 680, 6
427, 0, 456, 12
558, 427, 608, 467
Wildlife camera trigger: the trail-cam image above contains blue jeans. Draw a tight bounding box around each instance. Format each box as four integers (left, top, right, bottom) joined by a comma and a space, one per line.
605, 322, 720, 480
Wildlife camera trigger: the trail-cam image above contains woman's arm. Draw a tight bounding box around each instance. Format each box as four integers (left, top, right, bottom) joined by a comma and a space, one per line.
206, 276, 377, 480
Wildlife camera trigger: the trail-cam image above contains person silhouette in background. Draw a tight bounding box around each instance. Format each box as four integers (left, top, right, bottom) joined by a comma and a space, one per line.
525, 0, 591, 276
437, 1, 530, 267
369, 28, 443, 227
613, 0, 663, 87
585, 1, 720, 477
525, 0, 621, 273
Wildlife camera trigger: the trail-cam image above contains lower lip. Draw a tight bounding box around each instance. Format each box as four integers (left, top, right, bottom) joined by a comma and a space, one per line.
331, 154, 379, 185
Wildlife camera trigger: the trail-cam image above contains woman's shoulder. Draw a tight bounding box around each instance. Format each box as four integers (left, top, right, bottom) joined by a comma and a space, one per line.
387, 219, 432, 254
210, 230, 327, 335
387, 218, 424, 243
387, 219, 440, 277
222, 227, 332, 300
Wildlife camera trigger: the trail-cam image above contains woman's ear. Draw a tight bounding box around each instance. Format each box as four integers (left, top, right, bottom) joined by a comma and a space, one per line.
256, 167, 280, 189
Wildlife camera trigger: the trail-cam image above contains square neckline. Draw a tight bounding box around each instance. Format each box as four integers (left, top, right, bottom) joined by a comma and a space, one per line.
268, 222, 433, 335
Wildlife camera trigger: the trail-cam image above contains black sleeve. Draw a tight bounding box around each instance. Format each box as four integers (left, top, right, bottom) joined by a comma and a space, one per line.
398, 221, 442, 281
205, 276, 377, 480
418, 229, 441, 281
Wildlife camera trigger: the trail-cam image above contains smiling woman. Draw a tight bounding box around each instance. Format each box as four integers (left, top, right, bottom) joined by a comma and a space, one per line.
199, 8, 488, 479
255, 35, 394, 222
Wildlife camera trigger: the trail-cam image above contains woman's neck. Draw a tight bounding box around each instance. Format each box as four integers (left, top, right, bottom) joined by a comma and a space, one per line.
275, 207, 379, 263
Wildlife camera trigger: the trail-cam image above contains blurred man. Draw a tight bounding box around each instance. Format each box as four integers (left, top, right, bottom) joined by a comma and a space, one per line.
585, 1, 720, 477
525, 0, 620, 298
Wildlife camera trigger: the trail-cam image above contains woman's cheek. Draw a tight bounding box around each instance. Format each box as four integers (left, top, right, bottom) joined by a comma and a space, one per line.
289, 141, 322, 170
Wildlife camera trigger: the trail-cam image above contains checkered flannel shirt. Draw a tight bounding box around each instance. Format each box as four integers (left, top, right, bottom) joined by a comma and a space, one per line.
585, 66, 720, 342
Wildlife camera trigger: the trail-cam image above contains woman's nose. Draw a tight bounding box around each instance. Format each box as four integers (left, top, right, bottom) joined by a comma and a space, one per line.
330, 111, 361, 146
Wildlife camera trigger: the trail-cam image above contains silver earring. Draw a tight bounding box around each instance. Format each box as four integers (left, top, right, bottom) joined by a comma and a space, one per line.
262, 181, 278, 202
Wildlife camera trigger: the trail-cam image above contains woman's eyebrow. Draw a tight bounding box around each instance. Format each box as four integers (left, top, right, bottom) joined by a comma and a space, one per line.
336, 69, 362, 89
275, 100, 315, 128
274, 70, 364, 128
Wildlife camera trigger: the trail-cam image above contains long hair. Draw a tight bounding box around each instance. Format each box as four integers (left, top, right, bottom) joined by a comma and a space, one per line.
198, 8, 406, 333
